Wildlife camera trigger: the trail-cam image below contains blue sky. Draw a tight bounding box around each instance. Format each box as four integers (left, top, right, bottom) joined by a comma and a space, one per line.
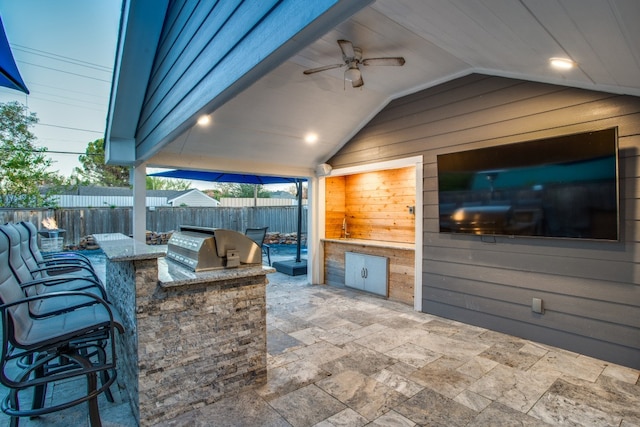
0, 0, 122, 176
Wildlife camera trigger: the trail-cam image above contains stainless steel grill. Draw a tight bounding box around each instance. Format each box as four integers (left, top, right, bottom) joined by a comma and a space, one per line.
167, 226, 262, 271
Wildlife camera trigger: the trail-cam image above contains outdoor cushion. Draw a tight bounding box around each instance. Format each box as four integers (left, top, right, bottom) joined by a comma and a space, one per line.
7, 292, 123, 350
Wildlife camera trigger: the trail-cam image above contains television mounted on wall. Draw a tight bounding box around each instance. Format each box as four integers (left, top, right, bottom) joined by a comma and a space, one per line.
437, 128, 619, 241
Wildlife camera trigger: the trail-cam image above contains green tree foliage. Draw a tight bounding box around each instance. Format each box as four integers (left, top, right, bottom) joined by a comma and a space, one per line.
203, 188, 222, 201
0, 102, 59, 207
146, 176, 192, 190
74, 138, 130, 187
286, 182, 307, 199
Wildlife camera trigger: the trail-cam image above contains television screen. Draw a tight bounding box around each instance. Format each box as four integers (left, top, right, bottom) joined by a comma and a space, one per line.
437, 128, 619, 241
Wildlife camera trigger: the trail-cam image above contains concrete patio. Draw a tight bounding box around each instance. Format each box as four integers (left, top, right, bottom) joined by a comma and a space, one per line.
2, 267, 639, 426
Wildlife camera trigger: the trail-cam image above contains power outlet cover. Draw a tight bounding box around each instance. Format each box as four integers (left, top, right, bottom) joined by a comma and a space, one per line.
532, 298, 544, 314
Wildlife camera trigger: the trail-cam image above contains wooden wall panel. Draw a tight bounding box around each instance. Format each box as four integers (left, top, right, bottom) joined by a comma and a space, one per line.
328, 74, 640, 369
325, 176, 346, 239
324, 241, 414, 305
344, 167, 415, 243
325, 167, 415, 243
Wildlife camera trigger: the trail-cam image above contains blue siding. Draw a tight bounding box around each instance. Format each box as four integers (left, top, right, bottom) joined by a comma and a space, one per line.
134, 0, 372, 161
140, 0, 244, 130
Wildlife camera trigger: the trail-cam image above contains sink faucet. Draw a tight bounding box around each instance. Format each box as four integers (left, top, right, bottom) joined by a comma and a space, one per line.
342, 217, 350, 238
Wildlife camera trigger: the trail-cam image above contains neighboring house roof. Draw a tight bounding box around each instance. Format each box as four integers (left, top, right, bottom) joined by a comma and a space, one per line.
54, 186, 132, 196
167, 189, 220, 207
52, 186, 194, 198
45, 186, 219, 207
148, 189, 190, 199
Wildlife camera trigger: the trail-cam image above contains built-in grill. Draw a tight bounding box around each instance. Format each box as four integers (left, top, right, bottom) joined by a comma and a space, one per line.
167, 226, 262, 271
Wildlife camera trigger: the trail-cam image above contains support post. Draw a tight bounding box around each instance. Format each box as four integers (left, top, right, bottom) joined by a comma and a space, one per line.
132, 163, 146, 243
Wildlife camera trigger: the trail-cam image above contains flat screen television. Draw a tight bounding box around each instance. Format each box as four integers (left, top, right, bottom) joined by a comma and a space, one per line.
437, 128, 619, 241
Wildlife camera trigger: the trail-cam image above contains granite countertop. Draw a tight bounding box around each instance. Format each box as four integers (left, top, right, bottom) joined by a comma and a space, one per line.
93, 233, 166, 261
322, 238, 415, 250
158, 257, 275, 288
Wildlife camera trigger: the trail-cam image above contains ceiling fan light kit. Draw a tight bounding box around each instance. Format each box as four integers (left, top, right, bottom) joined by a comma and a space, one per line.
303, 39, 405, 88
344, 66, 360, 82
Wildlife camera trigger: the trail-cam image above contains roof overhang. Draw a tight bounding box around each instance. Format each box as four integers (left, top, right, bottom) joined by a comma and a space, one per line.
105, 0, 169, 165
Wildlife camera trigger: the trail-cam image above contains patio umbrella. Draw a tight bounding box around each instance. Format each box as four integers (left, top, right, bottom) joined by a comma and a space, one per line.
0, 17, 29, 94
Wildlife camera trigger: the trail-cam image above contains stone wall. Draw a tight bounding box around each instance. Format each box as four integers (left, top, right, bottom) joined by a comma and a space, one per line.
105, 258, 157, 424
137, 278, 267, 424
105, 257, 267, 426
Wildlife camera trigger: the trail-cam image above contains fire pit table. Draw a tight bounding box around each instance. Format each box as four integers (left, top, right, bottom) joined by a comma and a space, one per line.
38, 228, 66, 252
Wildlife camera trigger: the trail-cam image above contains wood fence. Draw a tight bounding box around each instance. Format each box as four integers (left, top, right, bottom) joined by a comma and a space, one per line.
0, 206, 307, 246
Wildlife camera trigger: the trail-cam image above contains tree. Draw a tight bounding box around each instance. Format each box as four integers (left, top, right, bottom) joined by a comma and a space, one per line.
286, 182, 308, 199
146, 176, 192, 190
0, 102, 59, 207
74, 138, 130, 187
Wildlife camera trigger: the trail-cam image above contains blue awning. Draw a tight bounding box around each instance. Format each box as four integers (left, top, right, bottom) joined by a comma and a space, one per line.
0, 16, 28, 94
148, 169, 305, 185
151, 168, 307, 266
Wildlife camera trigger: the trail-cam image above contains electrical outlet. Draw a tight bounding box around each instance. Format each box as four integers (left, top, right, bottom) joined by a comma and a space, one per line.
532, 298, 544, 314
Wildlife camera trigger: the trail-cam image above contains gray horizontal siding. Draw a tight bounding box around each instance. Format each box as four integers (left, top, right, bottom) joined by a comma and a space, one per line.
328, 74, 640, 369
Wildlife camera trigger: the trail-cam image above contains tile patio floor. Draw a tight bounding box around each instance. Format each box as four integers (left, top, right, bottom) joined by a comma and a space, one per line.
1, 270, 639, 426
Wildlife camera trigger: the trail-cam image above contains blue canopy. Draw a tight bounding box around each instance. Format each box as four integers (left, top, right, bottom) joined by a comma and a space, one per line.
0, 17, 28, 94
148, 169, 305, 185
151, 168, 307, 267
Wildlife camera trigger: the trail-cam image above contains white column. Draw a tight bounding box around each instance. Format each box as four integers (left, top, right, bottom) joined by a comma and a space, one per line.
132, 163, 147, 243
308, 176, 325, 285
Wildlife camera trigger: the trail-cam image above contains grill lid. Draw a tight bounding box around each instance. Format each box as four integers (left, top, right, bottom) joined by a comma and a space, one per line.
167, 226, 262, 271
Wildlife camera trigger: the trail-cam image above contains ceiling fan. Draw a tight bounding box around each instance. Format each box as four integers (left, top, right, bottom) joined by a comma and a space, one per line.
303, 39, 405, 88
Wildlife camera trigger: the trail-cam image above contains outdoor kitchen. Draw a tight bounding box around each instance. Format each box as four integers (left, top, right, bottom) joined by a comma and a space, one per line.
94, 227, 273, 426
323, 166, 417, 305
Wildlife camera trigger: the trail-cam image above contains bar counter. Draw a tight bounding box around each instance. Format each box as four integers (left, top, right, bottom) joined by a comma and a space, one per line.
95, 233, 272, 426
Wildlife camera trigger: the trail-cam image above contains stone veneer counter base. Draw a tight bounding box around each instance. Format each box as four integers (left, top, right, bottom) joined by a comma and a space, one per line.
95, 233, 272, 426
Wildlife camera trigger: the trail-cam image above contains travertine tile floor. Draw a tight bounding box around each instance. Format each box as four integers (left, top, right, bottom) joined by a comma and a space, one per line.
2, 270, 639, 426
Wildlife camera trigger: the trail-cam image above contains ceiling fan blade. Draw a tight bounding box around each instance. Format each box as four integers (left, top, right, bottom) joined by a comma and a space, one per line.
337, 39, 355, 59
362, 57, 406, 66
303, 63, 345, 75
351, 74, 364, 88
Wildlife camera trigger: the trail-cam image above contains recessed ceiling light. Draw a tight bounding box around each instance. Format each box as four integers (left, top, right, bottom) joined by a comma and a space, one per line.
305, 133, 318, 144
197, 114, 211, 126
549, 57, 575, 70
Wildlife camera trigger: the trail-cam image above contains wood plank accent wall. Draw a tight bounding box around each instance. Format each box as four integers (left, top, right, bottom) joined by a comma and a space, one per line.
324, 241, 414, 305
327, 73, 640, 369
325, 176, 346, 239
325, 167, 415, 243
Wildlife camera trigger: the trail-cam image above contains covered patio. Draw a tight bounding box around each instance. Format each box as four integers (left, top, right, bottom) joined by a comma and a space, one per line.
1, 264, 638, 426
95, 0, 640, 424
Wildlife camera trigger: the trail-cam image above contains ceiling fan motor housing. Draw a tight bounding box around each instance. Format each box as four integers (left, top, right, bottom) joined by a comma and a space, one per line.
303, 39, 405, 88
